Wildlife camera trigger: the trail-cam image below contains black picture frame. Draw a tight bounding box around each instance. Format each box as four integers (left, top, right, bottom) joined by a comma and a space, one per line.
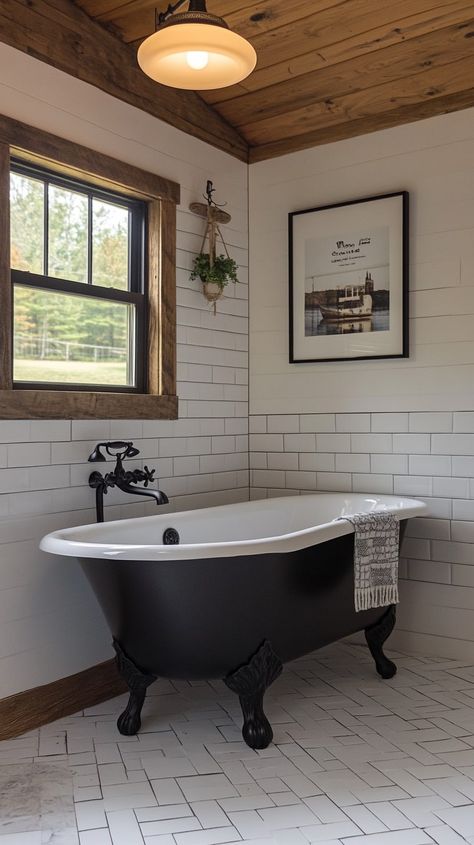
289, 191, 409, 364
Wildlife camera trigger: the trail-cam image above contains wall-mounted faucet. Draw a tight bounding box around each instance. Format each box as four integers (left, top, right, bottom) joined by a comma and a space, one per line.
88, 441, 169, 523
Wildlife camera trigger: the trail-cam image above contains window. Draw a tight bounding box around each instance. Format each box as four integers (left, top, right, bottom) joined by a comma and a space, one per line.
0, 115, 180, 419
11, 161, 146, 392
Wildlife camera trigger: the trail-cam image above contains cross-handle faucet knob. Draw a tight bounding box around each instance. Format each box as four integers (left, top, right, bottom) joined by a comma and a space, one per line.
143, 466, 155, 487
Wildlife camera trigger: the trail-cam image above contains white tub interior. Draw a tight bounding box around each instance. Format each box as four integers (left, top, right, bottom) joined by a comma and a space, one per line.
41, 492, 427, 561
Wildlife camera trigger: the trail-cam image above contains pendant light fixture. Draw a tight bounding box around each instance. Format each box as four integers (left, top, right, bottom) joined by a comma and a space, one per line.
137, 0, 257, 90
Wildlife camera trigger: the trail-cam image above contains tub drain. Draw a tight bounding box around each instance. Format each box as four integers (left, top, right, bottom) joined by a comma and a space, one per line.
163, 527, 180, 545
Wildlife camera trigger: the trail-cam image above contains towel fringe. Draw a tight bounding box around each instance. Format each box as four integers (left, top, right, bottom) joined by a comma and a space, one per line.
355, 584, 399, 613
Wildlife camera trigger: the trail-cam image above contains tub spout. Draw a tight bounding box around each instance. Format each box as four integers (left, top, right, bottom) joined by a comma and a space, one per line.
115, 481, 169, 506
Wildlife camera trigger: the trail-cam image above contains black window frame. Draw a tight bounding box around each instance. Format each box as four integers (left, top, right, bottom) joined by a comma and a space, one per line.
10, 158, 148, 394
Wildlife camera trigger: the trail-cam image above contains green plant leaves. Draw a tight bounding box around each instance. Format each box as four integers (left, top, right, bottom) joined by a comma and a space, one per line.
190, 253, 238, 290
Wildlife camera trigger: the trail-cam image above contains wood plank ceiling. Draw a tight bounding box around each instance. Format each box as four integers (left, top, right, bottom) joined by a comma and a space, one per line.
72, 0, 474, 161
16, 0, 474, 161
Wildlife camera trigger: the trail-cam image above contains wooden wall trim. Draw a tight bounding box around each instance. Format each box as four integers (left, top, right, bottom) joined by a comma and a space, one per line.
0, 0, 248, 163
0, 391, 178, 420
146, 199, 177, 399
160, 201, 177, 398
0, 659, 126, 741
0, 113, 180, 204
0, 143, 11, 391
147, 200, 161, 397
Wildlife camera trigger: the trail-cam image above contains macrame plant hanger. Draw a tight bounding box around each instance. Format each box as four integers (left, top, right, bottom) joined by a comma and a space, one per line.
189, 180, 232, 315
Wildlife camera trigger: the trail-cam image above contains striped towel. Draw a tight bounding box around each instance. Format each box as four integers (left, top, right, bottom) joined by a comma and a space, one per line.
339, 512, 400, 612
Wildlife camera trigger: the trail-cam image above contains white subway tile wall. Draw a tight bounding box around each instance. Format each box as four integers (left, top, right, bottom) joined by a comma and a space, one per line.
249, 108, 474, 661
0, 44, 249, 698
250, 411, 474, 660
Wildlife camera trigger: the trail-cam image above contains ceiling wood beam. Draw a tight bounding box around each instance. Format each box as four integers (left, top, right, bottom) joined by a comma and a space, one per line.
0, 0, 249, 162
248, 84, 474, 163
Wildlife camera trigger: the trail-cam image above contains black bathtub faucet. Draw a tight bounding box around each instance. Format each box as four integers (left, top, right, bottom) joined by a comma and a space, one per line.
88, 441, 169, 523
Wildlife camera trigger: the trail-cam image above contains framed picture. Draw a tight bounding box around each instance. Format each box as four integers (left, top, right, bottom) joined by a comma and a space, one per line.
289, 191, 409, 363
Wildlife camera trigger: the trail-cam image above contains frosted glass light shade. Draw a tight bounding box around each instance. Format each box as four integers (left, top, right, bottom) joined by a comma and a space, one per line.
137, 23, 257, 90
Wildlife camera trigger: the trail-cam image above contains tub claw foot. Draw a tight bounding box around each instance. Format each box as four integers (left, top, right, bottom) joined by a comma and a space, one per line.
225, 640, 283, 750
113, 639, 157, 736
239, 691, 274, 750
365, 605, 397, 679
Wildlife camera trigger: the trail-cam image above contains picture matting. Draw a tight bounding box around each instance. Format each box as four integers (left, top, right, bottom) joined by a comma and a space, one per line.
289, 192, 409, 363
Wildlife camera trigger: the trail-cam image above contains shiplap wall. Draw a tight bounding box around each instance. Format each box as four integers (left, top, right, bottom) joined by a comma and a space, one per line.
0, 44, 248, 698
249, 108, 474, 660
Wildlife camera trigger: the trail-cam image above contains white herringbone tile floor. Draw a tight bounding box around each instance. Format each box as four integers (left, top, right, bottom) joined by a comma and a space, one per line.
2, 641, 474, 844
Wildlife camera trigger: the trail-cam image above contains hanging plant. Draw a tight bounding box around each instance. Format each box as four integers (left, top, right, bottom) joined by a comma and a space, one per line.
190, 253, 238, 290
189, 181, 237, 314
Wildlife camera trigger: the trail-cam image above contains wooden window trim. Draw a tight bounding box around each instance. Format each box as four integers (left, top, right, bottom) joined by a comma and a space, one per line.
0, 114, 179, 420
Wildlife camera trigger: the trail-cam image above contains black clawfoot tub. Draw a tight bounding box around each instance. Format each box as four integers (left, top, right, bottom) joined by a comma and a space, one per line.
41, 492, 426, 749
